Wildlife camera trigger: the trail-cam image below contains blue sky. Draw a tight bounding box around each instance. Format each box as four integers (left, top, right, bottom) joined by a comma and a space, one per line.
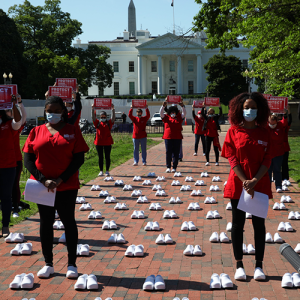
2, 0, 201, 43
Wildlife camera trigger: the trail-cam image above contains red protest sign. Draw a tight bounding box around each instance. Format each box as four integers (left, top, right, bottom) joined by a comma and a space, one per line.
49, 86, 73, 103
0, 86, 13, 110
262, 94, 272, 99
193, 100, 205, 108
5, 84, 18, 95
268, 96, 288, 113
94, 98, 112, 110
167, 95, 182, 104
56, 78, 77, 91
204, 97, 220, 106
132, 99, 147, 109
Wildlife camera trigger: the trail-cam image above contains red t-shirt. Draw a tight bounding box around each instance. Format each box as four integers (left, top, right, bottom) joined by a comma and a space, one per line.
266, 120, 287, 158
0, 120, 17, 169
128, 108, 150, 139
221, 126, 272, 199
194, 115, 205, 135
13, 124, 25, 162
281, 118, 290, 153
205, 117, 218, 137
22, 124, 89, 192
162, 113, 183, 140
93, 119, 114, 146
68, 110, 81, 127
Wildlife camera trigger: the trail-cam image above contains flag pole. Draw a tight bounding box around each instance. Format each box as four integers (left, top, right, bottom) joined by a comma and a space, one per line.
173, 1, 175, 35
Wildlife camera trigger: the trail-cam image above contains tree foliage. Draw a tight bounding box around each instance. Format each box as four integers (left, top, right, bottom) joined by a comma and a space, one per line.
204, 54, 248, 105
193, 0, 300, 98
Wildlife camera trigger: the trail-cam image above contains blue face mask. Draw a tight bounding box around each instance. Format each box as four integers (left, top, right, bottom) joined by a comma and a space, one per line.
46, 113, 61, 124
100, 118, 107, 122
243, 109, 257, 122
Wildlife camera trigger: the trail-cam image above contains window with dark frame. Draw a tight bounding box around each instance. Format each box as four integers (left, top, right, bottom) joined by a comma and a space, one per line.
188, 60, 194, 72
113, 61, 119, 72
151, 61, 157, 72
152, 81, 158, 94
242, 59, 248, 69
188, 81, 194, 94
129, 61, 134, 72
114, 82, 119, 96
170, 60, 175, 72
129, 82, 135, 95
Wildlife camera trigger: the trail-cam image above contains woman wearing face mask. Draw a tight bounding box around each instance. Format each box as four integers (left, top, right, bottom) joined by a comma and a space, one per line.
222, 92, 272, 282
0, 95, 22, 237
203, 106, 222, 166
92, 104, 115, 176
128, 105, 150, 166
160, 100, 186, 173
192, 105, 206, 156
23, 96, 89, 279
267, 113, 288, 192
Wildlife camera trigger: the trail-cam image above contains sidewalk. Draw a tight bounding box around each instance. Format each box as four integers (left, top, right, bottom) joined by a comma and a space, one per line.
1, 134, 300, 300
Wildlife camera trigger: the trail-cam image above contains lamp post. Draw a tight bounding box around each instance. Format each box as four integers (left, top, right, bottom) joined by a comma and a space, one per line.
3, 73, 13, 85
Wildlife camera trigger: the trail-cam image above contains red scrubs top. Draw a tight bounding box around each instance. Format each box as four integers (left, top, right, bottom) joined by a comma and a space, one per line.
0, 120, 16, 169
194, 115, 205, 135
205, 118, 218, 137
162, 113, 183, 140
128, 108, 150, 139
13, 124, 25, 162
93, 119, 114, 146
281, 118, 290, 153
22, 124, 89, 192
221, 126, 273, 199
266, 120, 287, 158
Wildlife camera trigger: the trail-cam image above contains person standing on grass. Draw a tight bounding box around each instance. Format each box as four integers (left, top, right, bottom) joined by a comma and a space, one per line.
160, 100, 186, 173
222, 92, 272, 282
192, 105, 206, 156
92, 104, 115, 176
0, 95, 22, 238
128, 104, 150, 166
121, 112, 127, 123
23, 96, 89, 279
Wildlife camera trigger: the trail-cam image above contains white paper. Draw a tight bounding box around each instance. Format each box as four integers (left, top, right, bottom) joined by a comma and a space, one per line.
237, 189, 269, 219
24, 179, 56, 207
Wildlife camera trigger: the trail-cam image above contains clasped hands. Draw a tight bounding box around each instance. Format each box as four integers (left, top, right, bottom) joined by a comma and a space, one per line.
42, 178, 63, 192
243, 178, 258, 199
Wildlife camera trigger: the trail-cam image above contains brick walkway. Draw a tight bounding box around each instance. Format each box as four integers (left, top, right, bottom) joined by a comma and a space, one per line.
1, 133, 300, 300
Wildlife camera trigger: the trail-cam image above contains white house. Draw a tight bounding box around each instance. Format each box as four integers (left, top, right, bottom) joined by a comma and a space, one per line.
73, 0, 256, 97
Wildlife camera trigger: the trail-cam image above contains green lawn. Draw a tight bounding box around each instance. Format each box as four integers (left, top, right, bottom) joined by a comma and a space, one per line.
3, 133, 162, 229
288, 136, 300, 186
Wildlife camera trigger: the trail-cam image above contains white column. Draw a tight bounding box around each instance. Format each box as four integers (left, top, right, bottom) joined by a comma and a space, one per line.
157, 55, 162, 95
197, 54, 202, 94
138, 54, 143, 95
177, 55, 182, 94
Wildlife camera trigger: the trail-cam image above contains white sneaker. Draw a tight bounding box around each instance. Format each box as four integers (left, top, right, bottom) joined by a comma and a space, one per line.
166, 168, 171, 173
156, 234, 165, 244
171, 169, 176, 173
276, 188, 282, 193
152, 221, 160, 231
274, 233, 283, 243
279, 203, 286, 210
169, 197, 176, 204
66, 266, 78, 279
12, 212, 19, 218
285, 222, 293, 231
134, 245, 144, 257
98, 171, 103, 176
288, 211, 296, 220
206, 211, 213, 219
183, 245, 194, 255
213, 210, 221, 219
37, 266, 54, 278
193, 245, 203, 256
226, 222, 232, 232
295, 243, 300, 253
220, 232, 229, 243
235, 268, 246, 281
133, 162, 138, 166
254, 267, 265, 281
278, 222, 286, 231
164, 234, 173, 244
295, 211, 300, 220
108, 234, 117, 243
220, 273, 233, 288
246, 212, 252, 219
193, 153, 197, 156
247, 244, 255, 254
117, 234, 126, 244
181, 221, 189, 231
265, 232, 273, 243
205, 162, 210, 166
210, 273, 221, 289
272, 202, 280, 210
281, 273, 293, 288
226, 202, 232, 210
215, 162, 219, 166
292, 272, 300, 287
209, 232, 219, 242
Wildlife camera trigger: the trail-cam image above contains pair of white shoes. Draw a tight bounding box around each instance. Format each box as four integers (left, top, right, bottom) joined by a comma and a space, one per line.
288, 211, 300, 220
226, 202, 232, 210
210, 273, 233, 289
10, 273, 34, 289
181, 221, 196, 231
149, 203, 162, 210
102, 220, 117, 230
204, 197, 217, 204
144, 221, 160, 231
142, 180, 152, 186
152, 184, 162, 191
108, 233, 126, 244
190, 190, 202, 196
166, 168, 176, 173
265, 232, 283, 243
114, 203, 128, 210
156, 176, 165, 181
209, 185, 220, 191
278, 221, 294, 231
171, 180, 181, 186
76, 196, 86, 204
99, 190, 109, 197
281, 195, 293, 203
74, 274, 98, 290
155, 190, 166, 196
243, 243, 255, 254
251, 298, 268, 300
183, 245, 202, 256
235, 267, 265, 281
143, 275, 165, 290
188, 202, 201, 210
173, 172, 182, 177
209, 232, 229, 243
125, 244, 144, 256
10, 243, 32, 255
53, 221, 64, 229
131, 210, 145, 219
104, 196, 116, 203
123, 184, 133, 191
195, 180, 205, 186
180, 185, 191, 191
173, 297, 189, 300
185, 176, 194, 182
5, 233, 24, 243
156, 234, 173, 244
169, 197, 183, 204
226, 222, 232, 231
148, 172, 156, 177
200, 172, 209, 177
132, 190, 142, 196
77, 244, 90, 256
88, 211, 102, 219
212, 176, 221, 182
133, 176, 142, 181
273, 202, 287, 210
282, 272, 300, 287
163, 210, 177, 218
282, 179, 291, 186
37, 265, 77, 279
206, 210, 221, 219
91, 185, 101, 191
94, 298, 113, 300
137, 196, 149, 203
115, 180, 124, 186
79, 203, 92, 211
104, 176, 114, 181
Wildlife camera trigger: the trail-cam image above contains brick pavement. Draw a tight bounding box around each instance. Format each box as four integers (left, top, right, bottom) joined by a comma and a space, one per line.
1, 133, 300, 300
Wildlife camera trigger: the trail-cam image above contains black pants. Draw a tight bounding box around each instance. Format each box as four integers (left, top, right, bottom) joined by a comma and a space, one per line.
38, 190, 78, 266
12, 160, 23, 212
195, 134, 206, 154
282, 151, 289, 180
231, 199, 265, 261
165, 139, 182, 169
96, 145, 112, 172
205, 136, 219, 163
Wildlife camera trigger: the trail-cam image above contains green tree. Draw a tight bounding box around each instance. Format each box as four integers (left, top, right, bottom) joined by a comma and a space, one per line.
204, 54, 248, 105
193, 0, 300, 98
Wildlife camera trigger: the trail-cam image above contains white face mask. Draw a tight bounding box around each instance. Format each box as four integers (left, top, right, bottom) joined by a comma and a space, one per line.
170, 113, 176, 118
67, 107, 72, 112
269, 123, 277, 129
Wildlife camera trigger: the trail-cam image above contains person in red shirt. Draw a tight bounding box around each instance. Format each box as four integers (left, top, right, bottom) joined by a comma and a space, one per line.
160, 100, 186, 173
222, 92, 272, 282
23, 96, 89, 279
65, 86, 82, 127
192, 105, 206, 156
128, 105, 150, 166
0, 95, 22, 237
92, 104, 115, 176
